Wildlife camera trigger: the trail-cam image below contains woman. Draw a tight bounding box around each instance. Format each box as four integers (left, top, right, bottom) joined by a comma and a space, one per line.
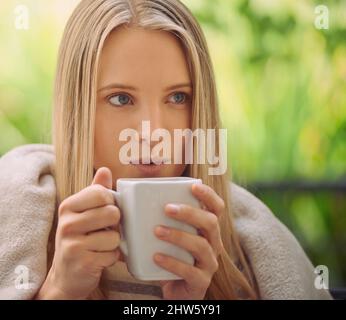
0, 0, 332, 300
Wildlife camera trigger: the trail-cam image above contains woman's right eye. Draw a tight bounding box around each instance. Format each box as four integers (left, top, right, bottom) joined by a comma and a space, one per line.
108, 94, 133, 106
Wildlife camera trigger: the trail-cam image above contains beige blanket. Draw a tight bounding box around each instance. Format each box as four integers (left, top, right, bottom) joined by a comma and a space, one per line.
0, 144, 332, 299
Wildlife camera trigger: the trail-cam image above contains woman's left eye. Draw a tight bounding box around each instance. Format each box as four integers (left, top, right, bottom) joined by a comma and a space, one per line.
168, 92, 189, 104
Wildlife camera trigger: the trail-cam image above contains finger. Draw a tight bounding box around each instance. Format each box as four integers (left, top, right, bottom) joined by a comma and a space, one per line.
153, 253, 210, 289
60, 205, 121, 235
159, 280, 170, 287
60, 184, 115, 214
83, 205, 121, 233
165, 204, 224, 256
154, 226, 219, 274
84, 229, 120, 252
94, 249, 121, 268
191, 184, 225, 218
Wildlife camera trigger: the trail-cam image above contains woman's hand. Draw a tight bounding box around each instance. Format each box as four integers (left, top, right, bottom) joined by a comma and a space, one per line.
35, 167, 122, 300
153, 183, 225, 300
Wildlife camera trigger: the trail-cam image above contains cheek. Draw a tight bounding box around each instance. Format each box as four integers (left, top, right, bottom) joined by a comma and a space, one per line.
95, 113, 113, 145
94, 112, 123, 163
169, 109, 191, 130
185, 110, 192, 130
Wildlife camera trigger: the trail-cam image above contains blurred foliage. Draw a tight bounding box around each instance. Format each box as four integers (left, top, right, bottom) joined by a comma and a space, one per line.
184, 0, 346, 183
0, 0, 345, 287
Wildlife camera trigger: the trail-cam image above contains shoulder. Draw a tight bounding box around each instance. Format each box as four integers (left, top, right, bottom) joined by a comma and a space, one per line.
1, 143, 54, 165
228, 181, 333, 300
229, 182, 273, 220
229, 182, 290, 239
0, 143, 56, 211
0, 143, 55, 183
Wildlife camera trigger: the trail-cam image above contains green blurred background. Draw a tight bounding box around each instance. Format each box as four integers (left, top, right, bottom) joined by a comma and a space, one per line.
0, 0, 345, 289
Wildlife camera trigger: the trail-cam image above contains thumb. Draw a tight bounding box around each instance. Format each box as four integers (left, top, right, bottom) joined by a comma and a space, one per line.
92, 167, 113, 190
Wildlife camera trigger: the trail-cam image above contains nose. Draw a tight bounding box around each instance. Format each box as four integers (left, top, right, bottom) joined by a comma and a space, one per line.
136, 104, 166, 147
135, 105, 167, 163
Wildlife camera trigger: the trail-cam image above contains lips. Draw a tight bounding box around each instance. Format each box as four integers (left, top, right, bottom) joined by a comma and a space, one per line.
130, 162, 166, 175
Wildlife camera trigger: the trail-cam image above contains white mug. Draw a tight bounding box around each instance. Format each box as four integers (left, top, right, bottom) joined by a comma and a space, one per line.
110, 177, 202, 281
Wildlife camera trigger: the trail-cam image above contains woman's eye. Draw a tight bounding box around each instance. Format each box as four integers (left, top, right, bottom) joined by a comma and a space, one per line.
169, 92, 188, 104
108, 94, 132, 106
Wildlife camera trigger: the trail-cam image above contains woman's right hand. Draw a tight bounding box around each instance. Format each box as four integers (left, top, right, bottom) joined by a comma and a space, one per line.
35, 167, 122, 299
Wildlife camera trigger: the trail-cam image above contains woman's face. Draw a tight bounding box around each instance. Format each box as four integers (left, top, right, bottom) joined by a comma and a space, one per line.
94, 25, 192, 189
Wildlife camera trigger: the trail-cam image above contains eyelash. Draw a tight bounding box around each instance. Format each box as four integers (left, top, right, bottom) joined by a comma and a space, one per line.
106, 92, 133, 106
106, 92, 191, 107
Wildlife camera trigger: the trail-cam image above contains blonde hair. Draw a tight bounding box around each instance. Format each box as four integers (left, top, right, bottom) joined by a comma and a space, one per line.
51, 0, 259, 300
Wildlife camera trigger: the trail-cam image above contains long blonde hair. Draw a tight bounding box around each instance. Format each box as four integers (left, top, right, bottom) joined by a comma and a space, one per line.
51, 0, 259, 300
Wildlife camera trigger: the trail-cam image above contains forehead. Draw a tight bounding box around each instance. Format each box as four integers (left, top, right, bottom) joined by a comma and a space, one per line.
98, 25, 191, 86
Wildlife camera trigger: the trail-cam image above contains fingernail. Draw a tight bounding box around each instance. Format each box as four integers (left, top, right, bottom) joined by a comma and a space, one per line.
166, 204, 180, 214
192, 184, 203, 193
156, 226, 170, 236
155, 254, 164, 262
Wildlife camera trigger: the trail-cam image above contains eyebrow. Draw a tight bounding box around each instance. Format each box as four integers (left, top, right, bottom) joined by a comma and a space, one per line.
97, 83, 192, 93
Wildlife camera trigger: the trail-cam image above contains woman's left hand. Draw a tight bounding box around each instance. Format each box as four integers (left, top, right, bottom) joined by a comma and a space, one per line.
153, 183, 225, 300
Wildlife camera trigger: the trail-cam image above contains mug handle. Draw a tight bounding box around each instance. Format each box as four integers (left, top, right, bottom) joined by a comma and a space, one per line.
109, 190, 128, 257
